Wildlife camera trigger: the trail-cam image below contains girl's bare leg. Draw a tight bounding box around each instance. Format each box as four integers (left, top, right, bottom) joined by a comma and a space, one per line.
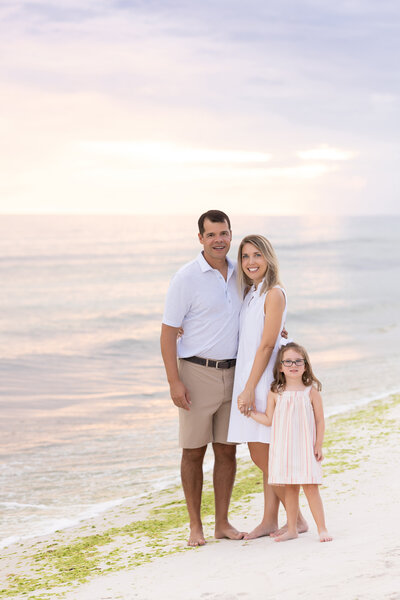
244, 442, 279, 539
302, 484, 332, 542
269, 484, 308, 537
275, 485, 300, 542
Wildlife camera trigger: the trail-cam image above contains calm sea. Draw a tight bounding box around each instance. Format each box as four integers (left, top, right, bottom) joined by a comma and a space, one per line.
1, 214, 399, 548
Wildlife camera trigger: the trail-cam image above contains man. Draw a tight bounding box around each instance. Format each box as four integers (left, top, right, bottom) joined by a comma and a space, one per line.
160, 209, 244, 546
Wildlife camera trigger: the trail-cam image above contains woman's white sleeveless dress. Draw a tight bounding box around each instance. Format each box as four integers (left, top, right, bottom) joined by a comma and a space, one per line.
227, 284, 287, 443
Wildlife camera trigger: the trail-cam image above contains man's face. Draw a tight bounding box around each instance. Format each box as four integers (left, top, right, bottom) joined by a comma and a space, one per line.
198, 218, 232, 262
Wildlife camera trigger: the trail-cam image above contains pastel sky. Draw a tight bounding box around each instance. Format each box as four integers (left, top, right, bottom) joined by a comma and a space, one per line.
1, 0, 399, 215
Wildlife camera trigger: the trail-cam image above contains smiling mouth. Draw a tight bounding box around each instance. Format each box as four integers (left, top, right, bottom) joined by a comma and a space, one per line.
247, 267, 259, 272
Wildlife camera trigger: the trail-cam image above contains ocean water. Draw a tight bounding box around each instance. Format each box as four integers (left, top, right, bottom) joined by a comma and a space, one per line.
1, 214, 399, 548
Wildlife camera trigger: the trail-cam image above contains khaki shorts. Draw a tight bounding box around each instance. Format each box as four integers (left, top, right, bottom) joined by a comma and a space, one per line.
178, 359, 235, 449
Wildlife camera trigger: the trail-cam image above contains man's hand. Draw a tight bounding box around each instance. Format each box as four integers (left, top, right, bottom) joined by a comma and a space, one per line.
170, 380, 191, 411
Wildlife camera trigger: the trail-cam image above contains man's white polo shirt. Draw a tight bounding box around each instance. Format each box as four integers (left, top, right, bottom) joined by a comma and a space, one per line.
162, 252, 242, 360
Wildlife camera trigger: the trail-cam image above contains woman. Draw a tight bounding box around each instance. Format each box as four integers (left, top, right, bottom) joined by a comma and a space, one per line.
227, 234, 307, 539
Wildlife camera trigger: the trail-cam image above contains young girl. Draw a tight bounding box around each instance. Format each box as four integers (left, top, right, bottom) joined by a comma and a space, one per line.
249, 342, 332, 543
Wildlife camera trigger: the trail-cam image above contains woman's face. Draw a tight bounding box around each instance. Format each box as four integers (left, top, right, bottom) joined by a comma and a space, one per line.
241, 242, 268, 285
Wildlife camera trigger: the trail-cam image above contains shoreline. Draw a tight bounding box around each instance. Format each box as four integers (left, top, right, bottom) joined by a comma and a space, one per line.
3, 385, 400, 553
1, 393, 400, 599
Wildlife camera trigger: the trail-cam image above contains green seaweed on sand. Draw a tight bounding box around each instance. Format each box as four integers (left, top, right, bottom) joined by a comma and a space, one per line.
1, 395, 398, 599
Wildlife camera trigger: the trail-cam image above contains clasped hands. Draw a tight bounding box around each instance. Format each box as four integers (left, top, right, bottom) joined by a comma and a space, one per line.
237, 389, 255, 418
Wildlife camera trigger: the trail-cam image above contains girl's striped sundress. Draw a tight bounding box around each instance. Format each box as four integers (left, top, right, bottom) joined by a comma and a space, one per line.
268, 387, 323, 485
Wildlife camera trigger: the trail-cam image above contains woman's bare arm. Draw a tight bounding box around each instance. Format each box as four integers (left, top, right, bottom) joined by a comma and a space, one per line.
237, 287, 285, 413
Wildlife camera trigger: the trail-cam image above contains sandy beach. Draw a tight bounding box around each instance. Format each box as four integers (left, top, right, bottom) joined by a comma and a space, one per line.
1, 394, 400, 600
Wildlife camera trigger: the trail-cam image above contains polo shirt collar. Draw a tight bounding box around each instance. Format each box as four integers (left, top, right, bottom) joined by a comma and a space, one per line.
197, 252, 235, 278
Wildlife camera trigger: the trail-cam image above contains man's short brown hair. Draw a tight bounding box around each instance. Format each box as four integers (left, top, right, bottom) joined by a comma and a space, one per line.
198, 210, 231, 235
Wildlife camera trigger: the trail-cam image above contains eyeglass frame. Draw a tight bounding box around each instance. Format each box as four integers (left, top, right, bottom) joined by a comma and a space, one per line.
280, 359, 306, 367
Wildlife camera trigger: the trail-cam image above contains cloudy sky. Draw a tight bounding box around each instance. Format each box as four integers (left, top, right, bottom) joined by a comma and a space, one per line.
1, 0, 399, 215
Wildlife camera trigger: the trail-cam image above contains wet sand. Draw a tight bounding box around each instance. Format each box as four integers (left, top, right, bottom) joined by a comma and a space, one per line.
1, 395, 399, 600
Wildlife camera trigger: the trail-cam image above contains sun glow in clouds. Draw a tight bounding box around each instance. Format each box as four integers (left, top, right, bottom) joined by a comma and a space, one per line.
75, 140, 335, 185
298, 146, 356, 161
79, 141, 273, 165
79, 141, 271, 164
76, 140, 334, 182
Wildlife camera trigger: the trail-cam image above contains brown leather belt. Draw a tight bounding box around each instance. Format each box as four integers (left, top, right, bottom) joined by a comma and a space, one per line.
182, 356, 236, 369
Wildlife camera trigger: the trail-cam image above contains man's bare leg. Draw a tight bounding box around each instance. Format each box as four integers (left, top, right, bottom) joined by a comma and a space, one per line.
181, 446, 207, 546
213, 443, 245, 540
244, 442, 279, 539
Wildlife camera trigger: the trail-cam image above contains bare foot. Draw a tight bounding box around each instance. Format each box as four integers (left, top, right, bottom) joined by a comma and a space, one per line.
188, 525, 206, 547
270, 524, 286, 538
297, 514, 309, 534
214, 523, 246, 540
274, 530, 299, 542
270, 516, 308, 538
319, 530, 333, 542
243, 522, 278, 540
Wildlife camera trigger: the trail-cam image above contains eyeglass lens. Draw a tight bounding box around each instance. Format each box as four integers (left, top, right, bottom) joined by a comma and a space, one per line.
282, 359, 305, 367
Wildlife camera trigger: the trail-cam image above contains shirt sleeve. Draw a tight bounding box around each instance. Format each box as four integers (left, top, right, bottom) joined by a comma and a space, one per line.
162, 272, 191, 327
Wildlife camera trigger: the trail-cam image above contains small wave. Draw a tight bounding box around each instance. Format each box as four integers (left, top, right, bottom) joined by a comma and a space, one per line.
0, 502, 49, 510
1, 387, 399, 551
0, 497, 128, 550
99, 337, 158, 356
324, 386, 400, 418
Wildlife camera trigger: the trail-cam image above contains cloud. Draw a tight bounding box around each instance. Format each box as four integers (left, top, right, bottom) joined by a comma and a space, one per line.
79, 141, 272, 165
298, 146, 356, 161
1, 1, 400, 214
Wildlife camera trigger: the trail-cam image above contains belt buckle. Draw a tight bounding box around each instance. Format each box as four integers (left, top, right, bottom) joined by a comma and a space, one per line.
216, 360, 228, 369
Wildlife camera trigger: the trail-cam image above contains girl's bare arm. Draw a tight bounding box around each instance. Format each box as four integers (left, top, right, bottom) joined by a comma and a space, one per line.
310, 387, 325, 461
250, 391, 277, 426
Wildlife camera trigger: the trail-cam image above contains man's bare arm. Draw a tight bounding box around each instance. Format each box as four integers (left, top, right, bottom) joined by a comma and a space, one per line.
160, 324, 191, 410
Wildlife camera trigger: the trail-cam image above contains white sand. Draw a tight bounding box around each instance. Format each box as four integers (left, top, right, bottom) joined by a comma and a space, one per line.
58, 402, 400, 600
2, 399, 400, 600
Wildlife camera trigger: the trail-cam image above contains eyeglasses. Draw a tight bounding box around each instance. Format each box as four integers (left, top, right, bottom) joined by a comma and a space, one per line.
281, 359, 306, 367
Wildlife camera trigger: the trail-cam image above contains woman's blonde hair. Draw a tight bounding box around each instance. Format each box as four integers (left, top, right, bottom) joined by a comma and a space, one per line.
271, 342, 322, 392
237, 234, 281, 296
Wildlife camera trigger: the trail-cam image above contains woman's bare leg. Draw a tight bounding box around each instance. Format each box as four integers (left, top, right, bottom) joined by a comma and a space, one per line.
302, 484, 332, 542
243, 442, 279, 539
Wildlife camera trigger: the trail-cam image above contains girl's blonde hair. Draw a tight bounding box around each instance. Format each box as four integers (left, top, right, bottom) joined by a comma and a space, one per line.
271, 342, 322, 392
237, 234, 281, 296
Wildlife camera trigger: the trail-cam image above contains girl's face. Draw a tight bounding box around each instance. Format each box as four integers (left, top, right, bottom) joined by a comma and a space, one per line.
280, 349, 306, 379
241, 242, 268, 285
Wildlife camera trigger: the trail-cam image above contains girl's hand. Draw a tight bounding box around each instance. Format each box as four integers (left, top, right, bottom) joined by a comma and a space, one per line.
314, 443, 324, 461
237, 389, 255, 416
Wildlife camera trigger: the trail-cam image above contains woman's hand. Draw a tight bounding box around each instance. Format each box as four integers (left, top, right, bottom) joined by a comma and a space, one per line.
237, 388, 255, 417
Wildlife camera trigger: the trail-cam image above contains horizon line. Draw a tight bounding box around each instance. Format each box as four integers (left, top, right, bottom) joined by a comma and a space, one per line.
1, 212, 398, 218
